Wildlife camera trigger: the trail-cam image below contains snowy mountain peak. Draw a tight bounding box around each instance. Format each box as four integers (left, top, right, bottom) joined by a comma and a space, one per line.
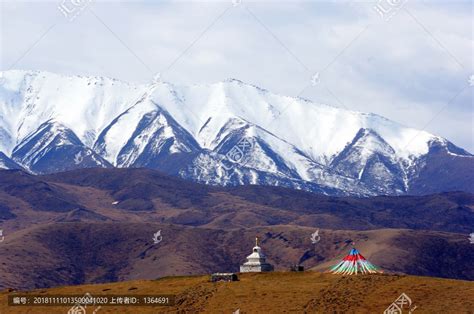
224, 78, 245, 83
0, 70, 144, 155
0, 70, 472, 196
351, 128, 395, 156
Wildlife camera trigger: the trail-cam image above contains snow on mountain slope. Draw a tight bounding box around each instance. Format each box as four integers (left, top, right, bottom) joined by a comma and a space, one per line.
0, 70, 437, 162
0, 70, 145, 155
94, 96, 201, 167
0, 70, 472, 196
148, 79, 436, 161
330, 128, 405, 194
12, 120, 111, 173
0, 152, 22, 170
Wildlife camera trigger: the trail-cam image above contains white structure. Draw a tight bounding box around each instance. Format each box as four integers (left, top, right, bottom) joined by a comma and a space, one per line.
240, 237, 274, 273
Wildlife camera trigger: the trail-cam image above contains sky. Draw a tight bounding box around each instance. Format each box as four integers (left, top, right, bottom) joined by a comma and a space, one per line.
1, 0, 473, 152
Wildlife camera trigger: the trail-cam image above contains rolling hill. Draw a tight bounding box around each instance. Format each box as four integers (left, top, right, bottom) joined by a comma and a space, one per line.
0, 168, 473, 291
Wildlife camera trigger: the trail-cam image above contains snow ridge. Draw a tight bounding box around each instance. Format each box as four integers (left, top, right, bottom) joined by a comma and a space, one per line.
0, 70, 471, 196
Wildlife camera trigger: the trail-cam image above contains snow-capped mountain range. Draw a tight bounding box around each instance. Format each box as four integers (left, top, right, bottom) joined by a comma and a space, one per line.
0, 70, 472, 196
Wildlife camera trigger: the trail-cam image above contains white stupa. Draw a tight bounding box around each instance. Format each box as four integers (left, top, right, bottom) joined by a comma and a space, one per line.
240, 237, 274, 273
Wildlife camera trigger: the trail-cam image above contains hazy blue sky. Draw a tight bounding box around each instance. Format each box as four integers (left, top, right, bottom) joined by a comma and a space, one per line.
1, 0, 473, 151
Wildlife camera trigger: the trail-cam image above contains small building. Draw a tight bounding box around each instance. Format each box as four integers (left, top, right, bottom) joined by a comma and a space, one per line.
290, 265, 304, 272
210, 273, 239, 282
240, 237, 274, 273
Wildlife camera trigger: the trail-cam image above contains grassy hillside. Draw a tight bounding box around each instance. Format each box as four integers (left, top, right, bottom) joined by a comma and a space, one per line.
1, 223, 472, 291
2, 168, 473, 233
1, 168, 473, 295
1, 272, 473, 313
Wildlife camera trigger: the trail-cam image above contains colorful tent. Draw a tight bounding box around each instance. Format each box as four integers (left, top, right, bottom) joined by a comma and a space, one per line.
329, 247, 380, 275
